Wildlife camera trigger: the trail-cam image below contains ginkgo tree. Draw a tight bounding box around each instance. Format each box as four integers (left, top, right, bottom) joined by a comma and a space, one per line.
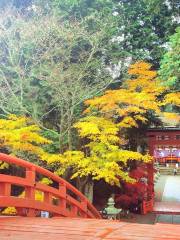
0, 115, 52, 169
45, 116, 152, 201
84, 61, 179, 137
0, 115, 54, 215
0, 115, 51, 154
85, 61, 165, 128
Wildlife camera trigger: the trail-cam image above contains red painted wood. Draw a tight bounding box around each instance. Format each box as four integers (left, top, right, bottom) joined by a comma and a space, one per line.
142, 199, 153, 214
0, 183, 11, 196
141, 163, 154, 214
0, 153, 101, 219
0, 217, 180, 240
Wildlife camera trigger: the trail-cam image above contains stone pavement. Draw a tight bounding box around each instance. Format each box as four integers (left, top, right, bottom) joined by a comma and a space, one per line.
156, 214, 180, 224
155, 175, 180, 202
154, 175, 180, 217
162, 176, 180, 201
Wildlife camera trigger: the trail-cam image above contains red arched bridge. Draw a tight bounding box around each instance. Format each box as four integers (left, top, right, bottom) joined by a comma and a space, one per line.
0, 153, 101, 219
1, 153, 180, 240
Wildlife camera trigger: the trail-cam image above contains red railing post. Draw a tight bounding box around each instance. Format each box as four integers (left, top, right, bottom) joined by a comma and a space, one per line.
0, 183, 11, 196
59, 183, 66, 214
44, 192, 51, 204
71, 205, 78, 217
81, 198, 88, 218
25, 167, 36, 217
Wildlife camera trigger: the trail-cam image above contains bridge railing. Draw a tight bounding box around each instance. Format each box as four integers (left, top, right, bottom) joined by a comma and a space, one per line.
141, 199, 154, 214
0, 153, 101, 219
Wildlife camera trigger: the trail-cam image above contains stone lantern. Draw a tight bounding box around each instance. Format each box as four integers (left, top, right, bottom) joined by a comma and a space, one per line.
104, 197, 122, 219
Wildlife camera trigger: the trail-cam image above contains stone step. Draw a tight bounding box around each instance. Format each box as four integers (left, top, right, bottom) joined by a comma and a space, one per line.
157, 167, 180, 175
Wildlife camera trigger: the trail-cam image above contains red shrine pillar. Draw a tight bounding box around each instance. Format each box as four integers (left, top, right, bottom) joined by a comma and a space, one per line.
147, 163, 154, 199
141, 132, 155, 214
147, 143, 154, 201
141, 162, 154, 214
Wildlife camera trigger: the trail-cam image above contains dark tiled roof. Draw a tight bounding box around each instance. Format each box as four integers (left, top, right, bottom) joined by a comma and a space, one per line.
147, 127, 180, 132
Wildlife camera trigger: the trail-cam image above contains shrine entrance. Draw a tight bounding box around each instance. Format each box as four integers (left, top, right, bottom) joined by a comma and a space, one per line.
142, 127, 180, 215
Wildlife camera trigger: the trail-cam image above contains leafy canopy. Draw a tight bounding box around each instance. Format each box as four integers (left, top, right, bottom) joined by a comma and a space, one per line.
85, 62, 164, 127
0, 115, 51, 158
159, 27, 180, 91
46, 116, 152, 186
0, 114, 151, 186
85, 61, 180, 127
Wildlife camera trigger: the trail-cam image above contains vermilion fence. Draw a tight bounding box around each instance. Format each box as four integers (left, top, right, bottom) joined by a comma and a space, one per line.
141, 199, 153, 214
0, 153, 101, 218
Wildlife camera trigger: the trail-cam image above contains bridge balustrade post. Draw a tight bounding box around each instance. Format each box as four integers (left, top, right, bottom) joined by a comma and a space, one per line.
44, 192, 52, 207
25, 167, 36, 217
0, 183, 11, 196
81, 198, 88, 218
59, 183, 66, 213
71, 205, 78, 217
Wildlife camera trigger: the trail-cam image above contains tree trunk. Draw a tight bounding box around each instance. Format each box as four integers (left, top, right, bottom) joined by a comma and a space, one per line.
84, 181, 94, 203
62, 167, 73, 181
76, 176, 94, 203
67, 108, 73, 151
137, 144, 142, 153
59, 133, 63, 153
59, 108, 65, 153
67, 127, 72, 150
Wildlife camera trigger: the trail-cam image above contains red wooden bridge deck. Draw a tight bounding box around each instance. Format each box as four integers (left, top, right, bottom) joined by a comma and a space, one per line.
0, 216, 180, 240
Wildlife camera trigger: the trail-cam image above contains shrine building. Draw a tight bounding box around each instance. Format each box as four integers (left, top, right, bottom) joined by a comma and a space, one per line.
146, 127, 180, 165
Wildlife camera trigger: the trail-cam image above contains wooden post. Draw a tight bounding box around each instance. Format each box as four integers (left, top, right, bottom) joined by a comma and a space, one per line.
147, 163, 154, 197
44, 192, 51, 204
0, 183, 11, 196
25, 167, 36, 217
81, 198, 88, 218
59, 183, 66, 214
71, 205, 78, 217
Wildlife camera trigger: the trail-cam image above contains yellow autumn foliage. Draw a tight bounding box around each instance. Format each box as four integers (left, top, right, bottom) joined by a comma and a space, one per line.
162, 92, 180, 106
85, 61, 179, 129
1, 207, 17, 215
74, 116, 120, 144
45, 116, 152, 186
0, 115, 52, 162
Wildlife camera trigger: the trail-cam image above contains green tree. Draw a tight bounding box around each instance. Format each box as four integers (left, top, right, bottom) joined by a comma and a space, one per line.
159, 27, 180, 91
110, 0, 179, 67
2, 0, 178, 79
34, 0, 179, 68
0, 11, 114, 151
52, 1, 178, 83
